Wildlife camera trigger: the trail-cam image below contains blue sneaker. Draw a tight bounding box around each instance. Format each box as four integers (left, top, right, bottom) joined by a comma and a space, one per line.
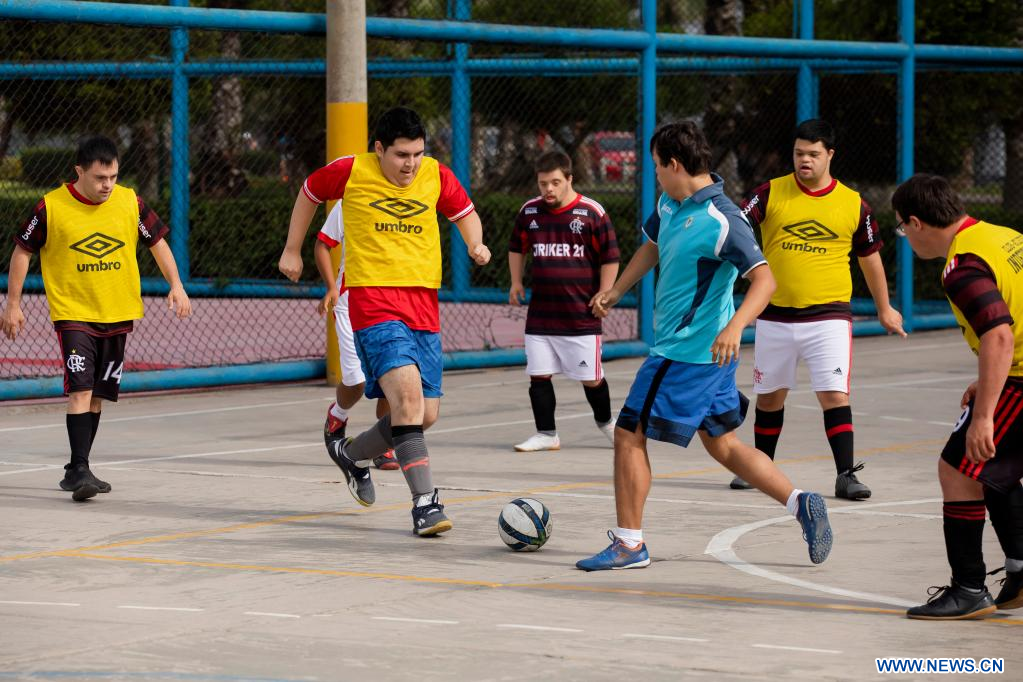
576, 530, 650, 571
797, 492, 833, 564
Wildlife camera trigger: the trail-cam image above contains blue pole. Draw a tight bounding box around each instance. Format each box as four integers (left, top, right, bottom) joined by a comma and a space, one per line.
897, 0, 915, 331
638, 0, 656, 347
170, 0, 190, 280
449, 0, 471, 301
795, 0, 817, 122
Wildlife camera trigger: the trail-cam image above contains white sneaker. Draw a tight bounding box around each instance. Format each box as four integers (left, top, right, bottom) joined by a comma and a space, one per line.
598, 421, 615, 447
514, 433, 561, 452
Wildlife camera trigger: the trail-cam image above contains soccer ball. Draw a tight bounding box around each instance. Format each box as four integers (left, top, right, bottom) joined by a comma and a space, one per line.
498, 498, 552, 551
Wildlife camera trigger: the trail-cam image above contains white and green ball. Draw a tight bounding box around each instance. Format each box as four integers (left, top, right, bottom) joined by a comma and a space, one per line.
498, 498, 552, 551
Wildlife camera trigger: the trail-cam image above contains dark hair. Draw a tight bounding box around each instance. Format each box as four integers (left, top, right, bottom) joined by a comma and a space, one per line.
76, 135, 119, 168
891, 173, 966, 227
373, 107, 426, 149
649, 121, 711, 176
535, 150, 572, 177
794, 118, 835, 150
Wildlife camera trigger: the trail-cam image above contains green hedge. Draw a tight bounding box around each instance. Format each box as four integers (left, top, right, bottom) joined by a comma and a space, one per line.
19, 148, 75, 188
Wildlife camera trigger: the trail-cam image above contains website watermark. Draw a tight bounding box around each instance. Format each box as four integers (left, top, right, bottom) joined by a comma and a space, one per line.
876, 658, 1004, 674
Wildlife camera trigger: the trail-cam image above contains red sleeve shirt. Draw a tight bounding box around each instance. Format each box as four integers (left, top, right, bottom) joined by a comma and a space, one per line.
302, 156, 355, 204
852, 198, 882, 257
942, 253, 1014, 337
436, 163, 474, 221
740, 182, 771, 228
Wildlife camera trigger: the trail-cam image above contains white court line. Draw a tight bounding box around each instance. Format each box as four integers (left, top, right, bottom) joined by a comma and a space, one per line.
753, 644, 841, 654
705, 498, 940, 608
881, 416, 914, 422
496, 624, 583, 633
373, 616, 459, 625
245, 611, 301, 619
0, 397, 331, 433
117, 605, 204, 612
623, 633, 709, 643
0, 600, 79, 607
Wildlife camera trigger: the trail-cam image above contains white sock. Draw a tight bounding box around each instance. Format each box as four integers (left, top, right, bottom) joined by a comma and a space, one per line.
1006, 557, 1023, 573
615, 527, 643, 548
786, 489, 803, 517
330, 402, 348, 421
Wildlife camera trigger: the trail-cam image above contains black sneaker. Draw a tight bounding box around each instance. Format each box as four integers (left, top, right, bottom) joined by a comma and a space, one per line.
729, 475, 752, 490
991, 567, 1023, 610
328, 438, 374, 507
411, 488, 453, 537
323, 405, 347, 459
835, 462, 871, 500
906, 583, 996, 620
59, 465, 102, 502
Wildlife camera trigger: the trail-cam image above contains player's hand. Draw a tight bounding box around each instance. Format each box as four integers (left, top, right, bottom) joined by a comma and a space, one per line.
278, 249, 303, 282
879, 305, 907, 338
1, 304, 25, 341
961, 381, 978, 409
711, 323, 742, 367
589, 288, 621, 318
965, 416, 996, 464
318, 290, 338, 318
469, 243, 491, 266
167, 285, 192, 319
509, 284, 526, 306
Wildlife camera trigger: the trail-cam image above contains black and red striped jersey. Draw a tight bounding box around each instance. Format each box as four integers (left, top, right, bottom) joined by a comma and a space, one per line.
509, 194, 619, 336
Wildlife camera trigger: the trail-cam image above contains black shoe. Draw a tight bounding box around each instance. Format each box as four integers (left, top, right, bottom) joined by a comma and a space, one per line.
729, 475, 752, 490
411, 488, 452, 537
991, 567, 1023, 610
906, 583, 996, 620
328, 438, 375, 506
324, 406, 347, 459
835, 462, 871, 500
60, 465, 103, 502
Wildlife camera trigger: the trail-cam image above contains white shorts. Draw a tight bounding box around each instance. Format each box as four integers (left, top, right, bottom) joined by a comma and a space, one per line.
525, 334, 603, 382
752, 319, 852, 394
333, 291, 366, 387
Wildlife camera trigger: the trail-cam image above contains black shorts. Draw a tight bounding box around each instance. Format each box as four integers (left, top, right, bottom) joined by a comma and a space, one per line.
941, 381, 1023, 494
56, 328, 127, 401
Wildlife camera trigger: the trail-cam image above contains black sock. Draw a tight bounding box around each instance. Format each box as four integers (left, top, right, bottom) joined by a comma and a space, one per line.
823, 406, 854, 473
90, 411, 101, 447
753, 408, 784, 461
985, 484, 1023, 564
66, 413, 93, 470
529, 377, 556, 433
583, 379, 612, 425
391, 424, 432, 498
943, 500, 987, 589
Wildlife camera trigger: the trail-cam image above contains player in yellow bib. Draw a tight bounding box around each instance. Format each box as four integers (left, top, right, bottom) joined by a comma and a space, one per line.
1, 136, 191, 502
894, 174, 1023, 620
279, 108, 490, 537
733, 119, 905, 499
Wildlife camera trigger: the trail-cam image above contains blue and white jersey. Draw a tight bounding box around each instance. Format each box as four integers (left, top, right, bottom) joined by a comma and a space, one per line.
644, 174, 766, 364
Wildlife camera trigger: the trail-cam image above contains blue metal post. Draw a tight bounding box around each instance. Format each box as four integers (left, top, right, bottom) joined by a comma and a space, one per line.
449, 0, 471, 300
796, 0, 817, 122
170, 0, 190, 279
897, 0, 915, 331
638, 0, 656, 347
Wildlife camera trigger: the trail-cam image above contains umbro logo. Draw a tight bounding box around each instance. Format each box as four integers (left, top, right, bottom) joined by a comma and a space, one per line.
781, 220, 838, 242
70, 232, 125, 259
832, 367, 843, 375
369, 197, 429, 220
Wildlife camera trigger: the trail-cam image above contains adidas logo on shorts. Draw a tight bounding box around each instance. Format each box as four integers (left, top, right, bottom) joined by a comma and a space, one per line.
578, 360, 588, 367
832, 367, 843, 375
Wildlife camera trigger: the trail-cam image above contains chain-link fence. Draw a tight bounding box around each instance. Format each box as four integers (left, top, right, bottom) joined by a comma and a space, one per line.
1, 0, 1020, 396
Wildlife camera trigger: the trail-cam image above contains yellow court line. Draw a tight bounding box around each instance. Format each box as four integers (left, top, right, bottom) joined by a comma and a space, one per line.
0, 437, 943, 564
60, 551, 1023, 625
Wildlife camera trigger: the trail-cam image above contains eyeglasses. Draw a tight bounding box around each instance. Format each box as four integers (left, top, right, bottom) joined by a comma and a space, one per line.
894, 219, 906, 237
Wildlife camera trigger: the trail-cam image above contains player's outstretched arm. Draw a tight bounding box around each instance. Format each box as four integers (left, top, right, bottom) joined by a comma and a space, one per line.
313, 240, 338, 317
965, 324, 1014, 463
149, 240, 192, 320
711, 262, 775, 366
590, 240, 658, 318
279, 193, 318, 282
1, 245, 31, 341
858, 252, 906, 337
508, 251, 526, 305
455, 211, 490, 266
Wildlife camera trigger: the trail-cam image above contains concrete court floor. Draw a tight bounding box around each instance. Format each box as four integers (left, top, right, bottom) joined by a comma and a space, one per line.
1, 328, 1020, 681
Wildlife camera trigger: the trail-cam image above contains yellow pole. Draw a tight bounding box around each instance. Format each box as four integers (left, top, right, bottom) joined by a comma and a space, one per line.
325, 0, 367, 386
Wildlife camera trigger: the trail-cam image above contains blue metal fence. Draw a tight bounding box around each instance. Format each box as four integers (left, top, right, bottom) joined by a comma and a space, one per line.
1, 0, 1020, 400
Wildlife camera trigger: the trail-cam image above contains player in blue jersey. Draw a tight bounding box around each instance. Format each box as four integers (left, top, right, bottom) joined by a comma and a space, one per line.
576, 121, 834, 571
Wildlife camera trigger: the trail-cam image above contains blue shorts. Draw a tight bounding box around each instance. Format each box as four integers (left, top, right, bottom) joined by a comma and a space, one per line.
353, 320, 443, 400
616, 355, 748, 447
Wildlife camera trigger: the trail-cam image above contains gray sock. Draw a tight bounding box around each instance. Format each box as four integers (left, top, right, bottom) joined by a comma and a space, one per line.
345, 415, 392, 464
391, 424, 432, 498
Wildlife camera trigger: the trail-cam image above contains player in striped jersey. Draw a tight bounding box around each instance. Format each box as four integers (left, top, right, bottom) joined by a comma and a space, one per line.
508, 151, 620, 451
895, 174, 1023, 620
